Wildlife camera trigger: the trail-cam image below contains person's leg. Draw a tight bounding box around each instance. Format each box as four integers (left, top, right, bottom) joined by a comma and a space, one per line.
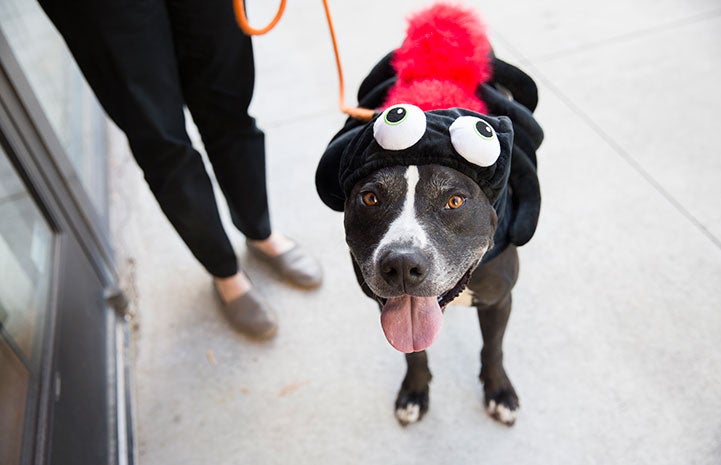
38, 0, 239, 278
164, 0, 322, 290
164, 0, 272, 242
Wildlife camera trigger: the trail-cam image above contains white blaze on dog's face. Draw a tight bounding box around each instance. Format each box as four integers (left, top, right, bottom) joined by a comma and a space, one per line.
344, 164, 497, 353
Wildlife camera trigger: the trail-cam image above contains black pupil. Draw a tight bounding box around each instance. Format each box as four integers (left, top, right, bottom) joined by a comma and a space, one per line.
387, 107, 406, 123
476, 120, 493, 137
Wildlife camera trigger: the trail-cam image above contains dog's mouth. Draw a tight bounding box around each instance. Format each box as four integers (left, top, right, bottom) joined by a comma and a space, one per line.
379, 267, 473, 353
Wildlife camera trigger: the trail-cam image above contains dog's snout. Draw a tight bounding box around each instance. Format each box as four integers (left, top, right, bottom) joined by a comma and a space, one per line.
379, 248, 430, 291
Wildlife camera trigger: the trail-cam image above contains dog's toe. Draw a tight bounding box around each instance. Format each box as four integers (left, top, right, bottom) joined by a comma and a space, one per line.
394, 389, 429, 426
395, 402, 422, 425
482, 373, 519, 426
486, 398, 518, 426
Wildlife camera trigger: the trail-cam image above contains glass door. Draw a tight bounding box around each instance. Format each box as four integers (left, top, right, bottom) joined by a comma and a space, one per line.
0, 0, 108, 225
0, 143, 54, 464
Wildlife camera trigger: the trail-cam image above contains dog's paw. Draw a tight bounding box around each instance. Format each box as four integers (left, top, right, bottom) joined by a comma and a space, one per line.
394, 389, 429, 426
484, 388, 519, 426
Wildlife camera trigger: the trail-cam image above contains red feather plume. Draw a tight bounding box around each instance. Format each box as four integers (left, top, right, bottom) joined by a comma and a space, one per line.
382, 3, 492, 114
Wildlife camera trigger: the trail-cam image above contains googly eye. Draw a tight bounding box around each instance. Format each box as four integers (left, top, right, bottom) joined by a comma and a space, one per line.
449, 116, 501, 167
373, 104, 427, 151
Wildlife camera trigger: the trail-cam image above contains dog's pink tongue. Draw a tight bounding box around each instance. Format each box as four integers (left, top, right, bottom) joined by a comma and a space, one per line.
381, 295, 443, 353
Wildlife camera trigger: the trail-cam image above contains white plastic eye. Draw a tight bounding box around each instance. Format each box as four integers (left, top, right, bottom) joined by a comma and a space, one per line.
373, 104, 427, 151
449, 116, 501, 167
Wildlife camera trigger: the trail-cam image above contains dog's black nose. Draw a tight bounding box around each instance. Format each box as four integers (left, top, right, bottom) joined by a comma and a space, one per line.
379, 249, 430, 291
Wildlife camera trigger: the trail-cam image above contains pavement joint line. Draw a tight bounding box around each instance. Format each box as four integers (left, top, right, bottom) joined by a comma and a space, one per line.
491, 33, 721, 252
515, 7, 721, 64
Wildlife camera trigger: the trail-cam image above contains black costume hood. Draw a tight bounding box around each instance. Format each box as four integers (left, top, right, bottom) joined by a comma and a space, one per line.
315, 4, 543, 263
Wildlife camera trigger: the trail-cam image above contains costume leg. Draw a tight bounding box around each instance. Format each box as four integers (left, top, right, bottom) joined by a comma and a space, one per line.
39, 0, 239, 277
166, 0, 271, 240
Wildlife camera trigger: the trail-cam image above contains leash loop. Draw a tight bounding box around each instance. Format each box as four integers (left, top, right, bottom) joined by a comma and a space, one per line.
233, 0, 287, 36
232, 0, 375, 121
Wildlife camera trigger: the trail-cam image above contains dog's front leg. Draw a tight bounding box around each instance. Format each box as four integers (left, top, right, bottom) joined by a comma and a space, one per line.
470, 245, 520, 426
477, 293, 519, 426
352, 256, 433, 426
394, 351, 432, 426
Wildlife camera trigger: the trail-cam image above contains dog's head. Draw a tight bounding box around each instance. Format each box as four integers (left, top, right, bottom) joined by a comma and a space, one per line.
318, 104, 514, 353
345, 163, 497, 352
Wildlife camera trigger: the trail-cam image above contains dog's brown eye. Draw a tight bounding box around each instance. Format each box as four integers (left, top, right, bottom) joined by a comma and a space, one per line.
362, 191, 379, 206
446, 195, 465, 209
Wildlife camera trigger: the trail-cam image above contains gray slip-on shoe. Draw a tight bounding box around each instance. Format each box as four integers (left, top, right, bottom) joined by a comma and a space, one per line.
214, 285, 278, 340
246, 241, 323, 289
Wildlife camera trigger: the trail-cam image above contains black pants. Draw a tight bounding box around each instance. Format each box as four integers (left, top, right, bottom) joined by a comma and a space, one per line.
39, 0, 271, 278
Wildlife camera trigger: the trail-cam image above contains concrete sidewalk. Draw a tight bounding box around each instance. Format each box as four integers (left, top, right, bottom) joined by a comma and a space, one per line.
110, 1, 721, 464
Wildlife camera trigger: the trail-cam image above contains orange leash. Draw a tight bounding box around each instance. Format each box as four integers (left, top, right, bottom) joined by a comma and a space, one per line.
232, 0, 375, 121
232, 0, 287, 35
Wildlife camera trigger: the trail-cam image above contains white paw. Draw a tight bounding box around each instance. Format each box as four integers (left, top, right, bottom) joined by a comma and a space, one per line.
395, 402, 421, 424
487, 399, 518, 425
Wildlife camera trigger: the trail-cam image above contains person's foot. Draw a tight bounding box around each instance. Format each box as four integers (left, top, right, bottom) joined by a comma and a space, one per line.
214, 272, 253, 302
247, 233, 323, 288
213, 273, 278, 340
247, 232, 296, 257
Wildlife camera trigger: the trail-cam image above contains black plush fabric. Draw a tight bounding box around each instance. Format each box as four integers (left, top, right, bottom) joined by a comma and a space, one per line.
338, 109, 514, 205
315, 51, 544, 260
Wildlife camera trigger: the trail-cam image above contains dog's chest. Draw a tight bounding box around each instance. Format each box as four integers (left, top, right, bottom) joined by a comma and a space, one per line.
449, 288, 474, 307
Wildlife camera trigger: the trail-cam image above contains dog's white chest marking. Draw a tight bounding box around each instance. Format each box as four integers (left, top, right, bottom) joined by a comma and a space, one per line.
373, 166, 428, 260
450, 288, 475, 307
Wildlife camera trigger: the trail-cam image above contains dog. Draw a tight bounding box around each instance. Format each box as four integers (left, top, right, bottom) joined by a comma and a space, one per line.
315, 3, 543, 426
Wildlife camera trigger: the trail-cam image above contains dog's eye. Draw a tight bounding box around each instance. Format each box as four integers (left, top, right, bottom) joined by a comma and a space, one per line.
373, 104, 426, 151
449, 116, 501, 167
361, 191, 379, 207
446, 195, 465, 210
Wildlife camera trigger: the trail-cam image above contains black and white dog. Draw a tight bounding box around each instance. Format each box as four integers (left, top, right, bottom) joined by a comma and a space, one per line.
316, 3, 543, 426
